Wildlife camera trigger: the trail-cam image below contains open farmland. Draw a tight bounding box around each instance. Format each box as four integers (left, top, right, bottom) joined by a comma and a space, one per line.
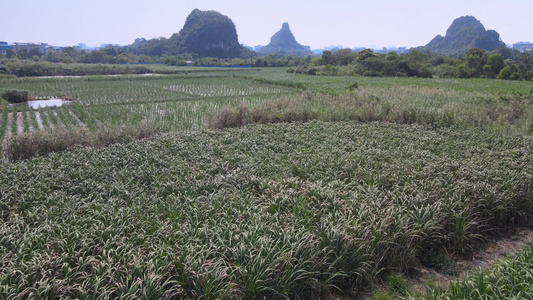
1, 121, 532, 299
0, 68, 533, 298
1, 68, 532, 160
0, 70, 295, 159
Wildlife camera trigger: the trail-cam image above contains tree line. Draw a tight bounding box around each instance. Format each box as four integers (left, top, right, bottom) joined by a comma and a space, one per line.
1, 45, 532, 81
288, 47, 532, 80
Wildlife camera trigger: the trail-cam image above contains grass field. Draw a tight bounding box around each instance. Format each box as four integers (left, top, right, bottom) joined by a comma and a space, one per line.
0, 67, 532, 298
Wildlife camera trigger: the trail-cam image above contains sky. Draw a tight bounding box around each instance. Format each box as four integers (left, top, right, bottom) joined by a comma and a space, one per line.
2, 0, 532, 50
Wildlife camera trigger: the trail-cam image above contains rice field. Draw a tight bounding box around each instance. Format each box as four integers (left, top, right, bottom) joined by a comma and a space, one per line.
0, 71, 296, 158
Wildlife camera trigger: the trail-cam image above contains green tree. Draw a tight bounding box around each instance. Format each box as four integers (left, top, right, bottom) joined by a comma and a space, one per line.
332, 48, 354, 66
5, 48, 16, 59
61, 46, 79, 58
357, 48, 379, 62
84, 50, 106, 63
164, 56, 185, 66
457, 63, 469, 78
320, 50, 333, 65
419, 63, 433, 78
515, 52, 532, 80
498, 66, 512, 80
483, 53, 504, 78
254, 57, 265, 67
406, 49, 428, 68
406, 50, 430, 77
28, 48, 43, 58
45, 51, 61, 63
61, 56, 75, 64
17, 49, 29, 60
462, 48, 487, 77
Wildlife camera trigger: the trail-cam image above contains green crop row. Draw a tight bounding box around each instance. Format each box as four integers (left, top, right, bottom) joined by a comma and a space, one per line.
1, 121, 531, 298
0, 73, 294, 106
0, 72, 298, 158
235, 68, 533, 95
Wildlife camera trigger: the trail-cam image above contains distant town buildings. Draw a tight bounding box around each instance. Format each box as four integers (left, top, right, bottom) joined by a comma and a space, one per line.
1, 41, 71, 56
0, 41, 123, 57
13, 43, 60, 55
0, 41, 13, 55
101, 44, 121, 51
513, 42, 533, 52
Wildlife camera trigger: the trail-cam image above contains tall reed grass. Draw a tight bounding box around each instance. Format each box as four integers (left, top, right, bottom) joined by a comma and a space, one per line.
208, 87, 533, 135
7, 121, 161, 160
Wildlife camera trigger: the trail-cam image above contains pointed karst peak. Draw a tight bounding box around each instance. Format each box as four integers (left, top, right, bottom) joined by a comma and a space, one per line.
258, 22, 312, 56
446, 15, 485, 36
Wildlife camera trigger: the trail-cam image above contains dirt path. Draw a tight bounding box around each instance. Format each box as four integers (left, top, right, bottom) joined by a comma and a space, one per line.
26, 111, 34, 131
69, 110, 87, 129
411, 228, 533, 293
52, 111, 65, 128
1, 113, 13, 160
34, 111, 44, 130
16, 112, 24, 134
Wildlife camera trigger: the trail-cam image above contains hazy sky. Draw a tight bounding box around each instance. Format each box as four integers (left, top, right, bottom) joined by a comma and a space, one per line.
2, 0, 531, 49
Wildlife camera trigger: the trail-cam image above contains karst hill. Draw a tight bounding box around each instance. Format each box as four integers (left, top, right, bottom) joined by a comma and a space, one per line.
258, 23, 312, 56
177, 9, 249, 58
126, 9, 250, 58
425, 15, 506, 57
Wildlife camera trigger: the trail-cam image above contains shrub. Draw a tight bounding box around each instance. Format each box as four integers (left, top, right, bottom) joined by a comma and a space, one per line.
510, 72, 522, 80
369, 290, 393, 300
346, 82, 359, 91
7, 121, 161, 161
385, 274, 409, 296
1, 89, 30, 103
499, 66, 511, 80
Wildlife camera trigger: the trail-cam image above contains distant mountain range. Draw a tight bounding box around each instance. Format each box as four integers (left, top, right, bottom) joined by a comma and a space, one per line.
123, 12, 509, 59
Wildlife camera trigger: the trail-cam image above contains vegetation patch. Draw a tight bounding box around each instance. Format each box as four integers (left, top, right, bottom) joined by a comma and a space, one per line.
208, 88, 533, 135
1, 69, 531, 160
1, 89, 30, 103
7, 121, 161, 161
0, 121, 531, 298
2, 61, 150, 77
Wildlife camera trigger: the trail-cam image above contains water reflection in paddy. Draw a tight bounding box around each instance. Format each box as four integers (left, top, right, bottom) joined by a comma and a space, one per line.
27, 98, 71, 109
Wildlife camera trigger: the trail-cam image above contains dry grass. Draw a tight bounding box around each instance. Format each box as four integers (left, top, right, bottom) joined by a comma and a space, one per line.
7, 121, 160, 161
